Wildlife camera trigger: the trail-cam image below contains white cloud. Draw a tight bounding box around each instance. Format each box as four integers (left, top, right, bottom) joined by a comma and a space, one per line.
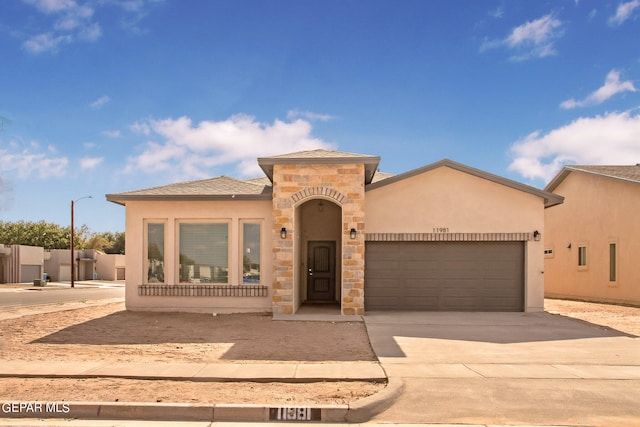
79, 156, 103, 170
130, 121, 151, 135
489, 6, 504, 19
287, 109, 337, 122
90, 95, 110, 110
19, 0, 160, 53
125, 114, 335, 179
23, 32, 72, 54
561, 70, 636, 109
25, 0, 77, 14
508, 109, 640, 183
481, 14, 563, 61
102, 130, 121, 138
21, 0, 101, 54
0, 141, 68, 179
609, 0, 640, 26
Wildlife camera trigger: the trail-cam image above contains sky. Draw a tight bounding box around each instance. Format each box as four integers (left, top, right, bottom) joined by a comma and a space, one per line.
1, 0, 639, 233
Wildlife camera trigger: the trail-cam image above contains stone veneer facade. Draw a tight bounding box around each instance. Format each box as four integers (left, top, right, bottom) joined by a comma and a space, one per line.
271, 163, 366, 315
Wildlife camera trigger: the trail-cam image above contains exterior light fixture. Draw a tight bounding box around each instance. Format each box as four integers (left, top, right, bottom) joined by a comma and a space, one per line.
533, 230, 541, 241
350, 228, 357, 240
280, 227, 287, 239
567, 243, 572, 249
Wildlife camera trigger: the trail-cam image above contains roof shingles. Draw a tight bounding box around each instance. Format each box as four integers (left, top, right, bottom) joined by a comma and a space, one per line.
567, 165, 640, 183
106, 176, 271, 204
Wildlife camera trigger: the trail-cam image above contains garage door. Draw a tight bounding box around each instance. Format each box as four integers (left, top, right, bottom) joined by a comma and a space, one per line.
365, 241, 524, 311
21, 265, 42, 283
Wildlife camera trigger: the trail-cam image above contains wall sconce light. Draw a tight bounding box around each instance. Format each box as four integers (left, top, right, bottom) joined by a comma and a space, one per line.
533, 230, 541, 241
350, 228, 357, 240
567, 243, 572, 249
280, 227, 287, 239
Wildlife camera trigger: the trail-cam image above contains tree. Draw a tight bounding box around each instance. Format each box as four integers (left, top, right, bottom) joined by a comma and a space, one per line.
0, 220, 123, 253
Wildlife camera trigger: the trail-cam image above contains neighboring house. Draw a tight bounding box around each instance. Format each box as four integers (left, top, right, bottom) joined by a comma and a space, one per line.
0, 244, 46, 284
96, 251, 126, 281
544, 165, 640, 306
106, 149, 563, 315
45, 249, 95, 281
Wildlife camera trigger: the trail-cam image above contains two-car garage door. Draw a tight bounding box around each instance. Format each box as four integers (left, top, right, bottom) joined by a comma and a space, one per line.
365, 241, 524, 311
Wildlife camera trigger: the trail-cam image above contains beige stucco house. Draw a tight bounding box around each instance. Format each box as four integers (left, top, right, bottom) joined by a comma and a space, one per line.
44, 249, 125, 282
0, 244, 46, 284
106, 149, 563, 315
544, 165, 640, 306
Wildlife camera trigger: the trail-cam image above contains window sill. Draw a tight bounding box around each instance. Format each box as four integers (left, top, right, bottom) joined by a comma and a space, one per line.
139, 284, 268, 297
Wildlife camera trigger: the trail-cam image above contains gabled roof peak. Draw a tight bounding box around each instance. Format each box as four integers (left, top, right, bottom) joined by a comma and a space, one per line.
258, 149, 381, 184
366, 158, 564, 208
546, 164, 640, 192
261, 148, 379, 160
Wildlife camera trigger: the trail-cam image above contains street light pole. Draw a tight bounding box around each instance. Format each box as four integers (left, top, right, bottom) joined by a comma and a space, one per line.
71, 195, 92, 288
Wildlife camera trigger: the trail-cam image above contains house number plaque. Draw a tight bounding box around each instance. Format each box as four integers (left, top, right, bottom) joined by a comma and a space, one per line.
269, 407, 321, 421
433, 227, 449, 233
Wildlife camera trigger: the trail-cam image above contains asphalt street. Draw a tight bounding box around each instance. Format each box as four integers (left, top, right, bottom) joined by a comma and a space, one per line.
0, 285, 124, 309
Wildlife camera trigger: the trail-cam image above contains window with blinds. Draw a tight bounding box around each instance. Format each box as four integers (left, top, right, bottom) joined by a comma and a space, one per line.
179, 223, 229, 284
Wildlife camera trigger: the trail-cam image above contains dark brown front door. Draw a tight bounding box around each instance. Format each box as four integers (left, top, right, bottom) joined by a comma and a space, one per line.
307, 241, 336, 302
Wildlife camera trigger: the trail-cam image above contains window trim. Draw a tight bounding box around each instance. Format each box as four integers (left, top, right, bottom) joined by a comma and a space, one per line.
240, 220, 263, 285
144, 220, 167, 284
577, 243, 588, 270
176, 220, 231, 285
609, 240, 618, 285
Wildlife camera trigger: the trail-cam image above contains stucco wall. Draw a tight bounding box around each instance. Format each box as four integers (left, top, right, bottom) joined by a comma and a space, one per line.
125, 199, 273, 313
545, 172, 640, 305
3, 245, 44, 283
366, 166, 546, 312
96, 252, 125, 280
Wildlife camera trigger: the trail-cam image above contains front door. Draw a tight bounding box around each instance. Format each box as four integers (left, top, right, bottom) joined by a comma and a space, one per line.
307, 241, 336, 302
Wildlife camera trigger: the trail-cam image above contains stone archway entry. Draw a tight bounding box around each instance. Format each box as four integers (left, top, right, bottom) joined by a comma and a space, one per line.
307, 241, 336, 302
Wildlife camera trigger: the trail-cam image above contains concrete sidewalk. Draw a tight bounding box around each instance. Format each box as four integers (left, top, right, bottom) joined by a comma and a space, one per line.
0, 360, 386, 383
0, 359, 397, 423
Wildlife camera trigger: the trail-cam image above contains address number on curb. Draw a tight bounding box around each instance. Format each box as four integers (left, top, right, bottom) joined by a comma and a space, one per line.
269, 407, 321, 421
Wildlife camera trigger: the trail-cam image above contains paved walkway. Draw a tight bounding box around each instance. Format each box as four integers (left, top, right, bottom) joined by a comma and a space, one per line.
0, 360, 385, 382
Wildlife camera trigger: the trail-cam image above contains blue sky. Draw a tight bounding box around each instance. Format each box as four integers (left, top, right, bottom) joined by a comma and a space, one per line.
1, 0, 639, 233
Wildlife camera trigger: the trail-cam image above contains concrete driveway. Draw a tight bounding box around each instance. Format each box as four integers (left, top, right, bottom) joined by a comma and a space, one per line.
364, 311, 640, 426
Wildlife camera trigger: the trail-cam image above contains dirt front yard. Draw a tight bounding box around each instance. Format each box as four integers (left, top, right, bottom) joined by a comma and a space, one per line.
0, 302, 382, 405
544, 298, 640, 336
1, 298, 638, 405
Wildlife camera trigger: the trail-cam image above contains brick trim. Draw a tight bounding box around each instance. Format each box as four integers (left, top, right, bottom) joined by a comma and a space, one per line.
290, 187, 346, 205
138, 284, 269, 297
365, 232, 533, 242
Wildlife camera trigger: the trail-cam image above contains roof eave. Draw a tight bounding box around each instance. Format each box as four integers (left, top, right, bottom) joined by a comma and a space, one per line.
366, 159, 564, 208
105, 193, 273, 204
546, 166, 640, 193
257, 156, 381, 184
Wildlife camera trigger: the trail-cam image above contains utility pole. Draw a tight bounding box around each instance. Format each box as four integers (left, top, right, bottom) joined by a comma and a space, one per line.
71, 195, 92, 288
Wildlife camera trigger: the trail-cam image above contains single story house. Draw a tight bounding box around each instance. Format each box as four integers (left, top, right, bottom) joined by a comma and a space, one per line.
106, 149, 563, 315
96, 251, 126, 281
0, 244, 46, 284
544, 165, 640, 306
45, 249, 126, 282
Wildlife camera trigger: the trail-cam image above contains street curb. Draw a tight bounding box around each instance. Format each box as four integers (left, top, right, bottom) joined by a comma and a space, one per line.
0, 401, 348, 422
346, 377, 405, 422
0, 380, 398, 423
